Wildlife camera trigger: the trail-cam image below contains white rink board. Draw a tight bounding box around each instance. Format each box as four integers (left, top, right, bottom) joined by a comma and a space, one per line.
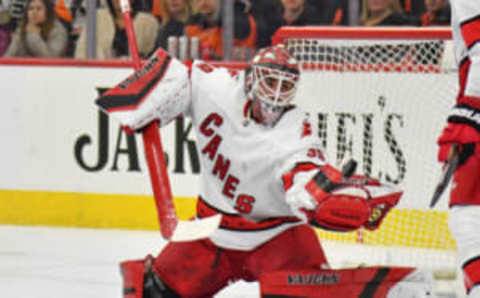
0, 64, 456, 209
0, 64, 197, 197
297, 70, 457, 210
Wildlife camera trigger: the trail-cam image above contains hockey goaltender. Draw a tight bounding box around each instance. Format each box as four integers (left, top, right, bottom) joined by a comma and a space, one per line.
96, 44, 434, 297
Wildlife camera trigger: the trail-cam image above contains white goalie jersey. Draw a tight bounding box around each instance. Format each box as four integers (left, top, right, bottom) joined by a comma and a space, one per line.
187, 62, 326, 250
96, 51, 327, 250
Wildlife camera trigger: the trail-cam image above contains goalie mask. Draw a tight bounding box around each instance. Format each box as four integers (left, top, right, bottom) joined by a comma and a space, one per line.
245, 45, 300, 126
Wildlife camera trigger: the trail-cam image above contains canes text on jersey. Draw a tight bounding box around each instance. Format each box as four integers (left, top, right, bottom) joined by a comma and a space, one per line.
200, 112, 256, 214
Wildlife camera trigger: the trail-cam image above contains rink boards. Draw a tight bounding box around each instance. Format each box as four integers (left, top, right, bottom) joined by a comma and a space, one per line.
0, 59, 456, 251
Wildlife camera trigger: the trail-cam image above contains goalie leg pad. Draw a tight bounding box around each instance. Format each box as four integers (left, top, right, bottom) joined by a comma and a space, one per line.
120, 255, 180, 298
260, 267, 433, 298
120, 258, 145, 298
152, 239, 232, 297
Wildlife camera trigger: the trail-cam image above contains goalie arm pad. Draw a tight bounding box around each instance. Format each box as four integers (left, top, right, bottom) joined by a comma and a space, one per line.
95, 48, 191, 131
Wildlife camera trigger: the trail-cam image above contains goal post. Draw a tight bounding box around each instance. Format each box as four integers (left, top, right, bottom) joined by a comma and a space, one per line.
272, 26, 459, 290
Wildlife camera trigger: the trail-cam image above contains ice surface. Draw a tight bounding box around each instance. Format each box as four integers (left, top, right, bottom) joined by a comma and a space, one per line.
0, 225, 259, 298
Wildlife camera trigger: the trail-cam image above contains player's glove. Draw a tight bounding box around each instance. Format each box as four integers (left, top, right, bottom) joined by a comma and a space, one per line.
95, 49, 190, 133
308, 176, 402, 232
285, 165, 402, 231
437, 122, 480, 166
285, 164, 352, 222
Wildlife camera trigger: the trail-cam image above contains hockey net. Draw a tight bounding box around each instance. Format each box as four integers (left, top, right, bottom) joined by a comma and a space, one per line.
273, 26, 459, 293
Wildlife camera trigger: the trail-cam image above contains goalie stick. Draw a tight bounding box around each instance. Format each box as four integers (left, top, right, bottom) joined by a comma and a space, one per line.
430, 145, 459, 208
118, 0, 220, 241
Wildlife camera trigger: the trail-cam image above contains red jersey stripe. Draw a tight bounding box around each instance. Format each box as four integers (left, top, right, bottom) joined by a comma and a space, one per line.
282, 162, 322, 191
196, 197, 301, 231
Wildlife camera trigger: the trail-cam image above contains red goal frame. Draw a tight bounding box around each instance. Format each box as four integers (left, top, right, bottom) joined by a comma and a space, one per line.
272, 26, 453, 73
272, 26, 452, 43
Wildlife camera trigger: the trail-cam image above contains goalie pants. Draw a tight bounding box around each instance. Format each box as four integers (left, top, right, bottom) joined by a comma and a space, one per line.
152, 224, 327, 297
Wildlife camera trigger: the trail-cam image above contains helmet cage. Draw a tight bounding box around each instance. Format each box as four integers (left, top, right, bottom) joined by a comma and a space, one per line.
244, 45, 300, 126
250, 64, 299, 106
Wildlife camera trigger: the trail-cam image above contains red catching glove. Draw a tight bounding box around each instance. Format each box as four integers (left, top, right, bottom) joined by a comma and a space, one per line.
363, 187, 402, 231
343, 175, 401, 230
305, 169, 402, 232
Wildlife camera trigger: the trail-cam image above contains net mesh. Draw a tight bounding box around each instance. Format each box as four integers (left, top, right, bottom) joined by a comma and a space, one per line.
285, 38, 454, 73
274, 28, 458, 274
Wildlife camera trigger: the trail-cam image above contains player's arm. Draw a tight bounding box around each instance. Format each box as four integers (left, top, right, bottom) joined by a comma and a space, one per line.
95, 48, 191, 132
438, 0, 480, 164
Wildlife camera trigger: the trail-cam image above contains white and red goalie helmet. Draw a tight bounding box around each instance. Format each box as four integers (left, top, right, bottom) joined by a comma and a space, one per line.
245, 45, 300, 126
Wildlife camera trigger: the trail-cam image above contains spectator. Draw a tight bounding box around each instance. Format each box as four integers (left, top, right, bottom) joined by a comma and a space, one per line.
279, 0, 323, 26
420, 0, 450, 26
185, 0, 257, 61
74, 0, 159, 59
155, 0, 192, 51
250, 0, 282, 48
4, 0, 67, 57
151, 0, 163, 21
0, 3, 15, 56
54, 0, 84, 56
308, 0, 350, 25
136, 0, 163, 21
360, 0, 412, 26
252, 0, 328, 49
400, 0, 425, 17
54, 0, 72, 30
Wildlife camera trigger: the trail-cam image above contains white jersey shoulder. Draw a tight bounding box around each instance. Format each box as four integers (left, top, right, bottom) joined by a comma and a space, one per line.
190, 61, 243, 112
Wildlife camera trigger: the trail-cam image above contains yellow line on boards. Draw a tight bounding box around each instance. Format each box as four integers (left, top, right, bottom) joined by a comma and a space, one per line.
0, 189, 197, 230
0, 189, 456, 250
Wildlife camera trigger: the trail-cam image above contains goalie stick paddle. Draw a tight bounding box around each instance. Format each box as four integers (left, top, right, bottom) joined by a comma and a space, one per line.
429, 146, 459, 208
119, 0, 220, 241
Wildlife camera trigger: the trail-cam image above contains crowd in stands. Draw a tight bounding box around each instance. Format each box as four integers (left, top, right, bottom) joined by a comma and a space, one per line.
0, 0, 451, 60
